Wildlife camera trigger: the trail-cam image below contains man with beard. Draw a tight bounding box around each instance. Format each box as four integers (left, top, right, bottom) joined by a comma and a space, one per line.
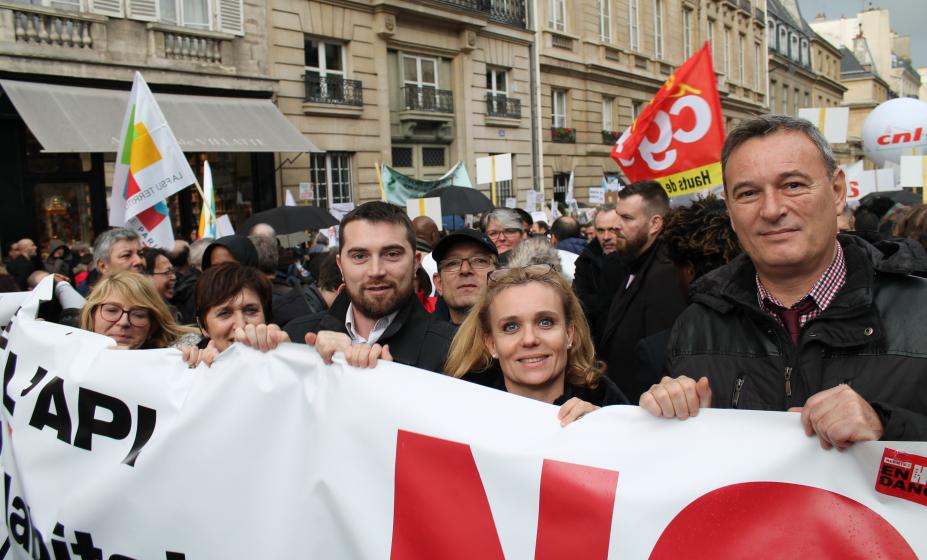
285, 201, 456, 372
596, 181, 687, 401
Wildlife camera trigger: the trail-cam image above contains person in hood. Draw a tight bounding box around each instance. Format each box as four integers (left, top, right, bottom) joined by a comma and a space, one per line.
45, 240, 73, 278
641, 114, 927, 445
202, 235, 259, 270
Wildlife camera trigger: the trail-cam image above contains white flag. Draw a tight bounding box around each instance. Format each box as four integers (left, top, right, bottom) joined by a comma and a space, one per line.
110, 72, 196, 248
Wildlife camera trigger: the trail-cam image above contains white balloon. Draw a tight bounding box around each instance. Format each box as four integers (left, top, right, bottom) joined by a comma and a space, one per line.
861, 98, 927, 166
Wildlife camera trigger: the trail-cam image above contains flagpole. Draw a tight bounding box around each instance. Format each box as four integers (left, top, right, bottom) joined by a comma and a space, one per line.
193, 178, 218, 224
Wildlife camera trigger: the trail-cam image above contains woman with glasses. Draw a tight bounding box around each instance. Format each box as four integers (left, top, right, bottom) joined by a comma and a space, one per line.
445, 264, 627, 425
480, 208, 528, 266
80, 271, 208, 365
142, 248, 177, 301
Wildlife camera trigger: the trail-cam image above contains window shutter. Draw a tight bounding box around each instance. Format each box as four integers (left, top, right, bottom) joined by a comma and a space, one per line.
217, 0, 243, 35
88, 0, 124, 17
126, 0, 158, 21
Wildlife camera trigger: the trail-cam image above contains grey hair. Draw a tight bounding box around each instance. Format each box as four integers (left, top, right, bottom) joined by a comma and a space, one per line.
249, 223, 276, 238
480, 208, 523, 232
506, 237, 563, 273
721, 114, 838, 187
92, 227, 140, 265
189, 238, 214, 272
249, 234, 279, 275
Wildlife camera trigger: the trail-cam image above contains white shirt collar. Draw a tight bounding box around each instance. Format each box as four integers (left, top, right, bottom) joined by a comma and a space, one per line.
345, 303, 398, 345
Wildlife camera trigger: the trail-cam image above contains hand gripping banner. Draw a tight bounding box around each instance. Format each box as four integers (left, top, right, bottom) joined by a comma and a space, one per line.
611, 42, 725, 199
0, 289, 924, 558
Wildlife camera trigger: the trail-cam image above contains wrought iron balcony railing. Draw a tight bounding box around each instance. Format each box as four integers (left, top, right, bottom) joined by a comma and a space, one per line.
430, 0, 526, 27
485, 93, 521, 119
402, 86, 454, 113
304, 75, 364, 106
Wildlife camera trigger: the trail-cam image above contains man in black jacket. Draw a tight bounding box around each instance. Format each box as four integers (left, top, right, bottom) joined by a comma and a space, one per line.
641, 114, 927, 445
597, 181, 687, 401
573, 204, 620, 331
285, 202, 455, 373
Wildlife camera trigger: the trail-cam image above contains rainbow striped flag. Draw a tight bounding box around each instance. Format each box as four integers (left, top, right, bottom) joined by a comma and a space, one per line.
109, 72, 195, 248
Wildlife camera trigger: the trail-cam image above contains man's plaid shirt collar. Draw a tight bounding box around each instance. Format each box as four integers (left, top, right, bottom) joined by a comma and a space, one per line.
756, 240, 846, 328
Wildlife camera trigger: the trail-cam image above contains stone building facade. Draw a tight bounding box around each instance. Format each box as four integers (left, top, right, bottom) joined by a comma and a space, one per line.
269, 0, 536, 209
0, 0, 294, 246
536, 0, 769, 203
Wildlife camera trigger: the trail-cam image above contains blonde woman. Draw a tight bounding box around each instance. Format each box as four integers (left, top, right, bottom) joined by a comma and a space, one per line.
445, 264, 627, 425
80, 271, 209, 366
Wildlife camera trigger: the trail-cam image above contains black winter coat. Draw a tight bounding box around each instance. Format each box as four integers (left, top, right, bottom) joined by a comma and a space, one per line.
667, 235, 927, 441
284, 291, 457, 373
573, 238, 619, 332
598, 240, 687, 401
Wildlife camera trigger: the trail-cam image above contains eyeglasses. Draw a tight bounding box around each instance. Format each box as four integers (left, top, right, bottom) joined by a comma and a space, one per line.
485, 228, 524, 240
151, 267, 175, 276
97, 303, 151, 327
488, 264, 556, 284
439, 256, 495, 273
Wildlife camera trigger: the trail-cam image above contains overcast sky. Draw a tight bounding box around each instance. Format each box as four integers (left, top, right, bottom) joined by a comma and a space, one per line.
797, 0, 926, 67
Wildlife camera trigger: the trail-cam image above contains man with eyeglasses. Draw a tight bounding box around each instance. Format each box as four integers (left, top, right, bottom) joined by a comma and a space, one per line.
431, 229, 498, 325
480, 208, 528, 266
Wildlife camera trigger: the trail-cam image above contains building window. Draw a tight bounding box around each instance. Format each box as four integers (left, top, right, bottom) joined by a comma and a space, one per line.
738, 33, 745, 83
491, 153, 514, 201
160, 0, 210, 29
549, 0, 565, 32
310, 152, 352, 209
767, 20, 776, 49
486, 67, 507, 95
602, 96, 614, 131
305, 38, 356, 105
782, 83, 788, 114
552, 89, 567, 127
631, 99, 644, 122
683, 8, 693, 59
754, 42, 761, 89
789, 32, 799, 60
723, 27, 731, 76
422, 147, 447, 168
402, 53, 439, 89
769, 80, 776, 110
653, 0, 664, 60
598, 0, 611, 42
629, 0, 639, 51
778, 26, 788, 55
553, 173, 569, 203
391, 147, 413, 168
402, 53, 448, 112
794, 88, 800, 113
803, 91, 810, 109
800, 38, 809, 66
707, 19, 715, 57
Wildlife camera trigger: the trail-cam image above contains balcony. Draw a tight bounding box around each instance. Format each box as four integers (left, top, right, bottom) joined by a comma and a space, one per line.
431, 0, 526, 27
8, 4, 100, 50
738, 0, 751, 12
551, 127, 576, 143
485, 93, 521, 119
402, 86, 454, 113
304, 75, 363, 106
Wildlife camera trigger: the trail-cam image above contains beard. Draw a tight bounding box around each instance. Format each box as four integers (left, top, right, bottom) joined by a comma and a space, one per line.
347, 277, 414, 320
616, 230, 649, 258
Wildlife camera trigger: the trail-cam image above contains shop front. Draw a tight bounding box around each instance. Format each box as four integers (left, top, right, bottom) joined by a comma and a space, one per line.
0, 78, 317, 254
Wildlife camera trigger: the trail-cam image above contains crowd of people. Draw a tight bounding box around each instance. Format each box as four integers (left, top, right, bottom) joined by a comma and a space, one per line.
4, 114, 927, 442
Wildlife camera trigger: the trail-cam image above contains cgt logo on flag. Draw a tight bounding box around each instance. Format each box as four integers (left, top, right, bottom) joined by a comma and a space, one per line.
611, 42, 725, 198
875, 448, 927, 507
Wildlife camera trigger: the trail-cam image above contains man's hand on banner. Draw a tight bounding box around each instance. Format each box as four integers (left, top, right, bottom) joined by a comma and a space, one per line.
792, 384, 884, 450
181, 340, 219, 368
557, 397, 599, 427
344, 343, 393, 369
234, 323, 289, 352
306, 331, 395, 369
639, 375, 712, 419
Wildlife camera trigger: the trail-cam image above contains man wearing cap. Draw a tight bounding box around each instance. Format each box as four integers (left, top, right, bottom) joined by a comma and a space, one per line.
431, 229, 498, 325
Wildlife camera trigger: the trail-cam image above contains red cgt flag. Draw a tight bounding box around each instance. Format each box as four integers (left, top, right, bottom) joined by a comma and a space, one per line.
611, 42, 725, 198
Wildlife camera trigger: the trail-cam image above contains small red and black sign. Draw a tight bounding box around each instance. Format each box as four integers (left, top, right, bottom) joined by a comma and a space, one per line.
875, 448, 927, 507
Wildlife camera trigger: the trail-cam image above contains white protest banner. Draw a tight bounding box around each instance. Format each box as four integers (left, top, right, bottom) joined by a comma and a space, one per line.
589, 187, 605, 205
798, 107, 850, 144
329, 202, 355, 221
476, 154, 513, 185
525, 190, 538, 212
530, 211, 548, 225
405, 197, 443, 230
842, 160, 874, 203
0, 298, 924, 558
504, 197, 517, 209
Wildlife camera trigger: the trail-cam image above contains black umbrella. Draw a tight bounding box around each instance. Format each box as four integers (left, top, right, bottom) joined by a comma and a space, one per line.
859, 190, 921, 207
424, 186, 494, 215
241, 205, 338, 235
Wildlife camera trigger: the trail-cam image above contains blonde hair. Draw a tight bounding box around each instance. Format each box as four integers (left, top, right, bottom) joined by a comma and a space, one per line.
80, 270, 193, 349
444, 266, 604, 388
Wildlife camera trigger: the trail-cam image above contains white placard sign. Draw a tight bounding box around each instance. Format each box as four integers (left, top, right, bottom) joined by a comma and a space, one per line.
504, 197, 517, 209
216, 214, 235, 237
899, 155, 927, 187
405, 197, 444, 230
329, 202, 355, 221
298, 182, 314, 201
0, 289, 924, 559
589, 187, 605, 205
476, 154, 513, 184
798, 107, 850, 144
